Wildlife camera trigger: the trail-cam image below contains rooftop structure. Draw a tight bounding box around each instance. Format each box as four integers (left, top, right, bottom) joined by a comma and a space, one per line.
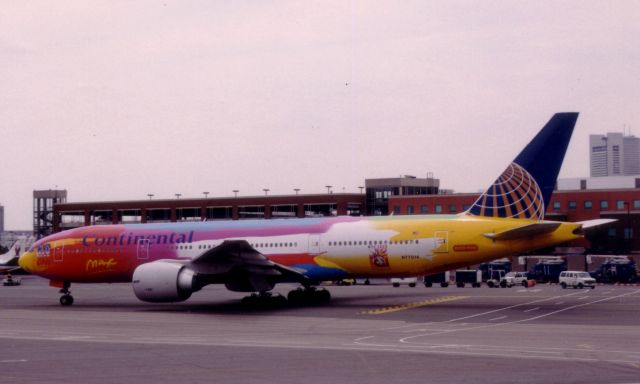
34, 190, 67, 239
53, 193, 365, 232
365, 174, 439, 216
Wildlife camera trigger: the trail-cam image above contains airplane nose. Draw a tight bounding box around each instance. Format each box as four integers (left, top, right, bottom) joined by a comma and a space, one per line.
18, 251, 36, 272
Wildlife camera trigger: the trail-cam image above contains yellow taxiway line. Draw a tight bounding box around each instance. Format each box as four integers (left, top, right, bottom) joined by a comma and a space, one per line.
362, 295, 468, 315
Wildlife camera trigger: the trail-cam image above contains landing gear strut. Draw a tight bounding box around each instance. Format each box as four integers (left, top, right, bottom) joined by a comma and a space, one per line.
59, 283, 74, 306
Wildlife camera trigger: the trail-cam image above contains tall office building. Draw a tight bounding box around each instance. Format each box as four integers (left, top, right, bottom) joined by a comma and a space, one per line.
590, 133, 640, 177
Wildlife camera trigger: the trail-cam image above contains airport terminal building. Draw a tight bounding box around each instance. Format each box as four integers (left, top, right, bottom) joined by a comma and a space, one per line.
45, 175, 639, 255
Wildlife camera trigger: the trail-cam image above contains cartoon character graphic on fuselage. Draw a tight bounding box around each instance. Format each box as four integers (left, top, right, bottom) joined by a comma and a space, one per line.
19, 112, 608, 306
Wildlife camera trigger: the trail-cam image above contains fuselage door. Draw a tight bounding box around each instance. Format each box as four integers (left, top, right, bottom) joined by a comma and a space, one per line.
137, 239, 150, 260
433, 231, 449, 253
53, 244, 64, 262
308, 234, 321, 254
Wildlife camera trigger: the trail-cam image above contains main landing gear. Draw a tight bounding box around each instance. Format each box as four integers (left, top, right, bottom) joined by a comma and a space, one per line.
287, 287, 331, 306
240, 287, 331, 308
241, 291, 287, 308
59, 283, 74, 306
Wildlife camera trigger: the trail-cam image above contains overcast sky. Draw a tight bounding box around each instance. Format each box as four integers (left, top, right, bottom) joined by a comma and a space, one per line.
1, 1, 639, 230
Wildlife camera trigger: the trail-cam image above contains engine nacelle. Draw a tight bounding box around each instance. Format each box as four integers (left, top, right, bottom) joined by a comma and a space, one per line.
132, 261, 197, 303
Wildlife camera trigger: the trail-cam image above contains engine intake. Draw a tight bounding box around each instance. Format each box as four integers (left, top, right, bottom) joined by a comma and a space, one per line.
132, 261, 197, 302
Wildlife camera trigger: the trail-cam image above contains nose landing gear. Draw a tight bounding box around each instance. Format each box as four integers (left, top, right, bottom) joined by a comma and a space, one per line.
59, 284, 74, 306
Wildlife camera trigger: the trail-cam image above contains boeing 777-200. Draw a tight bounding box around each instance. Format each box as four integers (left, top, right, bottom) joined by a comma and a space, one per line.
19, 112, 611, 306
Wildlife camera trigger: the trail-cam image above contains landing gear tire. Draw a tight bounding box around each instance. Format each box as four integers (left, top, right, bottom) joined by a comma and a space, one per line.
241, 292, 287, 308
287, 287, 331, 306
58, 283, 73, 306
60, 294, 74, 306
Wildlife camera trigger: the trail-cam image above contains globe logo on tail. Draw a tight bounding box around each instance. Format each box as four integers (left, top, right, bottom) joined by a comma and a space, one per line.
468, 162, 544, 220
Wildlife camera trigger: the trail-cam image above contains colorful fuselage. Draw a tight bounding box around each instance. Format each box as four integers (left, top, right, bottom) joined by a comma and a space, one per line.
19, 214, 582, 286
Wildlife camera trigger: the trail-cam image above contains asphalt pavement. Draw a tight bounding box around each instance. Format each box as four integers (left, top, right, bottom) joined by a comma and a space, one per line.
1, 277, 640, 384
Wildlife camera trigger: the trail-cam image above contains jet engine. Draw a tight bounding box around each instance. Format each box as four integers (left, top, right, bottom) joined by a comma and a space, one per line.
132, 261, 197, 302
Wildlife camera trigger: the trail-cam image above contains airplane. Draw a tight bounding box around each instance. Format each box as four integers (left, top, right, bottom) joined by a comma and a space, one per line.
19, 112, 611, 306
0, 236, 34, 273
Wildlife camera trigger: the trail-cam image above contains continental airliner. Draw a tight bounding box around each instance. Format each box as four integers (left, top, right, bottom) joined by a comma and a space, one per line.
19, 112, 609, 306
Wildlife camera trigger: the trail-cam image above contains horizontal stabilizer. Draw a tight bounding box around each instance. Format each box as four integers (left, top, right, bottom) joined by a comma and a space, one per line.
575, 219, 617, 234
484, 222, 561, 240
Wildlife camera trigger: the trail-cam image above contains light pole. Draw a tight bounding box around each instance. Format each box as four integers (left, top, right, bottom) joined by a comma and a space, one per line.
358, 186, 364, 194
624, 202, 631, 253
263, 188, 270, 196
294, 188, 300, 195
203, 191, 209, 199
147, 194, 154, 200
325, 185, 332, 194
175, 193, 181, 199
233, 190, 239, 198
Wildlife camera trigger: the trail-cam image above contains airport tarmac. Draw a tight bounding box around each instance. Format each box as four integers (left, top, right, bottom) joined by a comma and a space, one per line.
1, 277, 640, 384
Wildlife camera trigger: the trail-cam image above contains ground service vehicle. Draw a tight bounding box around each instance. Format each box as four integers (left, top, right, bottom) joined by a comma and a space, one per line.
455, 270, 482, 288
479, 260, 512, 281
424, 272, 450, 287
559, 271, 596, 289
590, 258, 638, 284
391, 277, 417, 287
502, 271, 530, 287
2, 274, 21, 286
527, 259, 567, 283
486, 270, 506, 288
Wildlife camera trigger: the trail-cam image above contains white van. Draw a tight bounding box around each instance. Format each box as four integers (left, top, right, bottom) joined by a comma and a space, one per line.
559, 271, 596, 289
390, 277, 417, 287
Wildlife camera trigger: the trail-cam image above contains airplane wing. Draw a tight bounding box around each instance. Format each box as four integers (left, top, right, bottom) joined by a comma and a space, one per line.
189, 240, 311, 291
0, 255, 20, 273
484, 222, 562, 240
